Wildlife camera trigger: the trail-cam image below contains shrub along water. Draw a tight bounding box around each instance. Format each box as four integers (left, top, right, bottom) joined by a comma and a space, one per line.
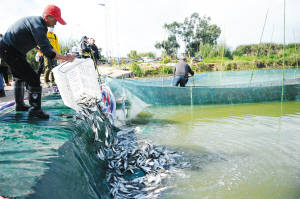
127, 42, 299, 77
130, 63, 143, 77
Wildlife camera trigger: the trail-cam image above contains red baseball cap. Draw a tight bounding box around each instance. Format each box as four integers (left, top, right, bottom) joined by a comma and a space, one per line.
44, 5, 66, 25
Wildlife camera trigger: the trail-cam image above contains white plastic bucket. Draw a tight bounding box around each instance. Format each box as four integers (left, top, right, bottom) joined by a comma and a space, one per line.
52, 58, 101, 111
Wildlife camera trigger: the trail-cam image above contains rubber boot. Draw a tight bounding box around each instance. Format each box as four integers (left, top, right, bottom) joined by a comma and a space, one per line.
28, 86, 49, 119
0, 89, 5, 97
14, 79, 30, 111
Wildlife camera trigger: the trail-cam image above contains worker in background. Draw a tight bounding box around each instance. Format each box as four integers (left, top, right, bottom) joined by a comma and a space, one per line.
173, 57, 194, 87
0, 5, 75, 119
89, 38, 100, 65
43, 27, 60, 87
80, 36, 91, 59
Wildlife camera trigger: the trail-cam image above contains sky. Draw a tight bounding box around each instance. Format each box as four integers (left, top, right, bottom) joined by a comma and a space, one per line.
0, 0, 299, 57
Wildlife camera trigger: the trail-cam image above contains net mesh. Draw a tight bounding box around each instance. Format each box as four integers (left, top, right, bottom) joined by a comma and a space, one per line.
107, 68, 300, 105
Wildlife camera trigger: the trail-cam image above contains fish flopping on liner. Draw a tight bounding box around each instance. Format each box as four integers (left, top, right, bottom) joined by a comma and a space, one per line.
75, 94, 191, 199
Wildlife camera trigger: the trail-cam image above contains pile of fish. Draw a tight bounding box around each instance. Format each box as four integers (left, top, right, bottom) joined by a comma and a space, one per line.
75, 94, 190, 199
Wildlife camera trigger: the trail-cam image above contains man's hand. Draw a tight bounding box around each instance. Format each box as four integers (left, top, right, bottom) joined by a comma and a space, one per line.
54, 50, 75, 62
64, 54, 75, 62
57, 54, 75, 62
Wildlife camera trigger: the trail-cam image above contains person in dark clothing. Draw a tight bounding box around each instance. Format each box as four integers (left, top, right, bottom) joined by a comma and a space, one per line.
80, 36, 91, 59
0, 33, 11, 86
89, 38, 100, 65
173, 57, 194, 87
0, 58, 11, 86
0, 4, 75, 119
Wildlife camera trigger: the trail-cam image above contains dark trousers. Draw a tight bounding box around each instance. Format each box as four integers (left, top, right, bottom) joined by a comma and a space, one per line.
0, 41, 40, 87
173, 75, 188, 87
0, 66, 9, 84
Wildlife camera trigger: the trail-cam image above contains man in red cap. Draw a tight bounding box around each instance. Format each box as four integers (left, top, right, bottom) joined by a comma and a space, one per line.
0, 5, 75, 119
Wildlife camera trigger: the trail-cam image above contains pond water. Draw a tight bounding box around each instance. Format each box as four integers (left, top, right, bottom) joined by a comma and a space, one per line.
135, 101, 300, 199
0, 93, 299, 199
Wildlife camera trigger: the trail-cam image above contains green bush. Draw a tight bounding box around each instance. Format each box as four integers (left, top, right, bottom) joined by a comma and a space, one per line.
204, 56, 230, 63
120, 58, 127, 65
233, 43, 300, 57
255, 61, 266, 68
197, 43, 232, 59
191, 64, 201, 73
225, 63, 232, 70
130, 63, 143, 77
143, 69, 153, 77
233, 62, 238, 70
285, 56, 297, 66
144, 67, 160, 77
227, 61, 254, 71
160, 66, 173, 74
233, 56, 256, 61
161, 57, 172, 64
198, 62, 212, 72
265, 58, 274, 67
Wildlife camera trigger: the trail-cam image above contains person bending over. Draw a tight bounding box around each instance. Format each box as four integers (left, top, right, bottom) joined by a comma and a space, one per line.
0, 5, 75, 119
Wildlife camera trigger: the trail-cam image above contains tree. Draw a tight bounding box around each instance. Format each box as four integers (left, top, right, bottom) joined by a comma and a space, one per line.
138, 52, 156, 58
163, 13, 221, 57
155, 35, 180, 57
127, 50, 141, 60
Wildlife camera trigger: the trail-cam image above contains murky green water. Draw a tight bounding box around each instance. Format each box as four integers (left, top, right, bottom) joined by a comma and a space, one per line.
136, 101, 300, 199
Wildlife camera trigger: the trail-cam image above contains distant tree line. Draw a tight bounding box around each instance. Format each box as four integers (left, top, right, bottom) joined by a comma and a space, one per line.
233, 43, 300, 57
127, 50, 156, 60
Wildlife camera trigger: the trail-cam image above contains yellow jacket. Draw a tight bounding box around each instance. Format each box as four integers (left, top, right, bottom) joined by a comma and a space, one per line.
47, 32, 60, 54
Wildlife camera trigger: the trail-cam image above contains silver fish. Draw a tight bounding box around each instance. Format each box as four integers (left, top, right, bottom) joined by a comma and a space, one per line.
97, 149, 105, 160
76, 95, 191, 199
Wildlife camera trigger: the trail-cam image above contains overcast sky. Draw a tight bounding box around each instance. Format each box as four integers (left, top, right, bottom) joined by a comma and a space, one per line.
0, 0, 299, 57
